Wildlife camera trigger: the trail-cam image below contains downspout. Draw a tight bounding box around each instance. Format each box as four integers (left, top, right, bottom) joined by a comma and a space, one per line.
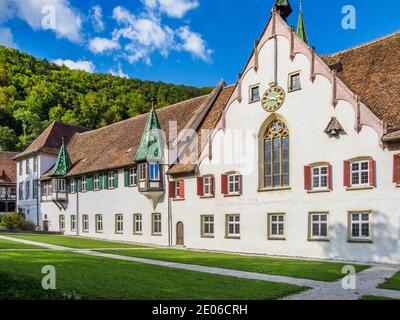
76, 181, 80, 236
167, 165, 172, 247
36, 180, 40, 228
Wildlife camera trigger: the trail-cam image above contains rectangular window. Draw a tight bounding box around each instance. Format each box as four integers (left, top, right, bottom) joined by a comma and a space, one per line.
81, 177, 87, 192
133, 214, 143, 235
138, 163, 147, 181
129, 167, 138, 186
175, 181, 181, 198
203, 176, 212, 196
19, 182, 23, 200
33, 180, 38, 198
269, 214, 285, 239
350, 212, 372, 241
226, 215, 240, 238
33, 157, 38, 173
115, 214, 124, 233
312, 166, 328, 189
309, 213, 328, 240
149, 163, 160, 181
71, 215, 77, 231
19, 162, 23, 176
25, 159, 29, 174
58, 179, 66, 192
351, 161, 370, 186
201, 216, 214, 237
152, 213, 162, 235
25, 181, 30, 199
82, 215, 89, 232
289, 73, 301, 91
228, 174, 240, 194
249, 85, 260, 103
59, 215, 65, 231
95, 215, 103, 233
70, 179, 76, 193
94, 174, 100, 190
108, 172, 115, 189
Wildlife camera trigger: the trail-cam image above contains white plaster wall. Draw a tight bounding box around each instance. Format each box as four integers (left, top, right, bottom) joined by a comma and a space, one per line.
171, 35, 400, 264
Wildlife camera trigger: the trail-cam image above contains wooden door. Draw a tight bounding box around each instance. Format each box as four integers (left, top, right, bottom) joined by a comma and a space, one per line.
176, 222, 184, 245
43, 220, 49, 232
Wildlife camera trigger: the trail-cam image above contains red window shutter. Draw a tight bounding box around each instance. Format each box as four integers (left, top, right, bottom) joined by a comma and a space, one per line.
211, 176, 215, 195
328, 165, 333, 190
168, 181, 176, 198
394, 155, 400, 184
179, 180, 185, 198
221, 174, 228, 194
197, 177, 204, 196
304, 166, 312, 191
369, 159, 375, 187
343, 161, 350, 187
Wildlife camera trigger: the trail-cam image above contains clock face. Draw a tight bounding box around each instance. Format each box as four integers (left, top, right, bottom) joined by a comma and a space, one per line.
261, 86, 286, 112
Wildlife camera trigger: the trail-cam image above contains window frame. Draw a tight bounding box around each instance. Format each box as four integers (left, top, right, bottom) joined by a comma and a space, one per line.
152, 213, 162, 236
201, 215, 215, 238
350, 160, 370, 187
225, 214, 240, 239
71, 215, 77, 231
58, 179, 66, 193
93, 174, 100, 191
59, 215, 65, 231
70, 179, 76, 194
308, 212, 329, 241
133, 213, 143, 235
312, 165, 329, 191
138, 163, 147, 181
268, 213, 286, 240
115, 214, 124, 234
149, 162, 160, 181
174, 181, 183, 199
129, 167, 138, 186
25, 181, 30, 199
249, 84, 260, 103
227, 174, 240, 195
349, 211, 372, 242
81, 177, 87, 193
33, 180, 38, 199
203, 176, 213, 196
95, 214, 103, 233
288, 71, 302, 92
82, 215, 89, 233
108, 172, 115, 189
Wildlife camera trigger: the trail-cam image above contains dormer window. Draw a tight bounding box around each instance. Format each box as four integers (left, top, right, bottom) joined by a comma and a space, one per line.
249, 85, 260, 103
138, 163, 147, 181
149, 163, 160, 181
288, 72, 301, 92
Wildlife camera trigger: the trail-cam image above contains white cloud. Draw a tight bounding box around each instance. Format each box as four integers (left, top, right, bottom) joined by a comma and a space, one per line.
0, 27, 17, 48
53, 59, 95, 72
0, 0, 82, 43
109, 63, 129, 78
109, 5, 211, 64
177, 26, 212, 61
142, 0, 199, 18
90, 5, 105, 32
89, 37, 120, 54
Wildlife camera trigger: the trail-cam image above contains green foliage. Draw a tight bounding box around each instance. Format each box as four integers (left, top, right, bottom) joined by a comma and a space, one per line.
0, 125, 17, 151
0, 45, 213, 151
19, 220, 37, 232
0, 212, 24, 230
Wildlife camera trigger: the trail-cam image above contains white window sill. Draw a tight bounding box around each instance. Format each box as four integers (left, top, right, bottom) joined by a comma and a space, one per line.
224, 193, 241, 197
307, 189, 331, 194
346, 186, 374, 191
200, 195, 215, 199
172, 198, 185, 201
201, 235, 215, 239
225, 235, 241, 240
348, 238, 373, 243
268, 236, 286, 241
308, 237, 329, 242
258, 187, 291, 192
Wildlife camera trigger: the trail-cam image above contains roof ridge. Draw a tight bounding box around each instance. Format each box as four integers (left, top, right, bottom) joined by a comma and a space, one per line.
324, 29, 400, 57
77, 94, 211, 136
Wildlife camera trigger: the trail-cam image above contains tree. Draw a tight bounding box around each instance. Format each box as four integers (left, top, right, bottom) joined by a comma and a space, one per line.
0, 126, 18, 151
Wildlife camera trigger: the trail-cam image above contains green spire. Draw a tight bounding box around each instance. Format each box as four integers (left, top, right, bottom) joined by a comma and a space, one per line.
135, 105, 163, 162
296, 0, 309, 45
50, 139, 72, 177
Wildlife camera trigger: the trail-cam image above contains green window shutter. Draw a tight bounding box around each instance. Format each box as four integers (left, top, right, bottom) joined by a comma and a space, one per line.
124, 168, 129, 187
99, 173, 103, 190
76, 177, 81, 192
114, 170, 119, 189
103, 173, 108, 189
87, 176, 93, 191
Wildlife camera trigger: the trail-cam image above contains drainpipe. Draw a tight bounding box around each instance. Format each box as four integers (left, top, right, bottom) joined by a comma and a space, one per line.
76, 182, 80, 236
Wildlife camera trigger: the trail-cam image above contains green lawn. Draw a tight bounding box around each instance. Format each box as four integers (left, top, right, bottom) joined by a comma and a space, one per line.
0, 251, 306, 300
98, 248, 370, 282
360, 295, 399, 300
0, 238, 41, 249
4, 234, 146, 249
379, 272, 400, 291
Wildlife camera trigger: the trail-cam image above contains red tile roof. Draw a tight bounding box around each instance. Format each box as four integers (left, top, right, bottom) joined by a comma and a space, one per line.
0, 152, 18, 185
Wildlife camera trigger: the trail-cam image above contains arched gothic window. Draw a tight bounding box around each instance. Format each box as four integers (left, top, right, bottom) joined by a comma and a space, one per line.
264, 120, 289, 188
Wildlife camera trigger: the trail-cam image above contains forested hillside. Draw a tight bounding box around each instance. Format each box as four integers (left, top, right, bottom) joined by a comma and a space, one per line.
0, 45, 212, 152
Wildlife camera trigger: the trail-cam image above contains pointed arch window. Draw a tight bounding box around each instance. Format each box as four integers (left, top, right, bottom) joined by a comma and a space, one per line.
263, 119, 290, 188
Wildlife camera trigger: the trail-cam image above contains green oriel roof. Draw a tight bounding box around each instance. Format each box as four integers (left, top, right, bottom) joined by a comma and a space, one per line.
296, 6, 309, 45
50, 141, 72, 177
135, 108, 163, 162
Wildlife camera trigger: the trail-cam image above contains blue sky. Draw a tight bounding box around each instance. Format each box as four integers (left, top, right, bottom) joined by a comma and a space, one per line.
0, 0, 399, 87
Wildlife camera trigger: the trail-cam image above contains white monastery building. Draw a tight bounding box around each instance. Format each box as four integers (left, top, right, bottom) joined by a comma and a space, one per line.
15, 1, 400, 264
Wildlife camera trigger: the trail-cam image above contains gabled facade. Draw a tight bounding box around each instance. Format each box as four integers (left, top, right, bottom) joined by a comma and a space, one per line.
0, 152, 18, 214
16, 1, 400, 263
